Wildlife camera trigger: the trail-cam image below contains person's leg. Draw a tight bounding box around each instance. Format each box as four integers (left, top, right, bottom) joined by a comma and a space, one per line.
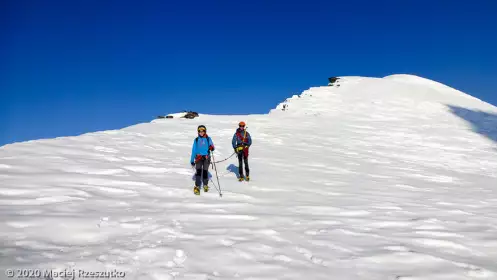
202, 158, 210, 186
244, 153, 249, 177
237, 152, 244, 178
195, 160, 202, 187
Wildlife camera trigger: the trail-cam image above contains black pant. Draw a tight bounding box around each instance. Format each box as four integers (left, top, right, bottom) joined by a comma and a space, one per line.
237, 152, 249, 177
195, 158, 210, 187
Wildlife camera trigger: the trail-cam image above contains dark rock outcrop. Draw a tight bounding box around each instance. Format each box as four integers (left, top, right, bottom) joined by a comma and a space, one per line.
328, 77, 340, 86
182, 111, 199, 119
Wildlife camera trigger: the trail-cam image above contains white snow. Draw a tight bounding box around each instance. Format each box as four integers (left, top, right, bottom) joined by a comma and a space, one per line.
1, 74, 497, 279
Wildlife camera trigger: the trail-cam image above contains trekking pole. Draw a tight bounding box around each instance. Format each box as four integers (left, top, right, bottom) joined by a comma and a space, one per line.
209, 177, 222, 196
210, 151, 223, 197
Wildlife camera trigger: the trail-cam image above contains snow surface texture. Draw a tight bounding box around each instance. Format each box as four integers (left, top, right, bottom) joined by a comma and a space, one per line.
1, 75, 497, 280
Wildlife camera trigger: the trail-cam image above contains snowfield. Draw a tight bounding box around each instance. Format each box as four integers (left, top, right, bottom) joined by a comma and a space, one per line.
1, 75, 497, 280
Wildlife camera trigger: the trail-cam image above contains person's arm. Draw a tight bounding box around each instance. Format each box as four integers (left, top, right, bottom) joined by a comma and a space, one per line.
246, 133, 252, 146
208, 137, 215, 151
190, 140, 197, 164
232, 134, 237, 149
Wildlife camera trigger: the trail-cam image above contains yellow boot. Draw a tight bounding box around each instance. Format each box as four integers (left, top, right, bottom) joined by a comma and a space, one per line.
193, 186, 200, 195
203, 185, 209, 192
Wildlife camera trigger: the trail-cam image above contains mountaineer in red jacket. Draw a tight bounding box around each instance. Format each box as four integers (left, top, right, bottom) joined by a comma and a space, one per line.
232, 121, 252, 181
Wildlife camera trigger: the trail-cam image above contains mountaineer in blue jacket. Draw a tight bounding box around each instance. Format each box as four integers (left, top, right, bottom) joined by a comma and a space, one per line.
190, 125, 215, 195
232, 121, 252, 181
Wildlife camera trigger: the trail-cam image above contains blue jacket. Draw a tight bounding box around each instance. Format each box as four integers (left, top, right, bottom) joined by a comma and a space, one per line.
190, 136, 214, 163
232, 129, 252, 148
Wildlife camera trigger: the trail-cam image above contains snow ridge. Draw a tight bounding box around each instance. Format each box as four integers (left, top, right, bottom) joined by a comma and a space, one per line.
1, 74, 497, 279
271, 74, 496, 116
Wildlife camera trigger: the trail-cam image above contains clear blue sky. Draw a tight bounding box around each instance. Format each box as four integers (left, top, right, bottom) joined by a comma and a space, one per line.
1, 0, 496, 146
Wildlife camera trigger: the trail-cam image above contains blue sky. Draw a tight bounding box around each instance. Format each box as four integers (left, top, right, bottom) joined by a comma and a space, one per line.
1, 0, 496, 146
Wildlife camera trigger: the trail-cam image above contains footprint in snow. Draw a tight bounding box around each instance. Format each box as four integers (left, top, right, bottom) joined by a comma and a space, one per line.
173, 249, 187, 266
295, 247, 328, 266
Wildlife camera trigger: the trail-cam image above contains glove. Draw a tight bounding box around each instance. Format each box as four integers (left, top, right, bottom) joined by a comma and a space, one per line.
191, 161, 195, 167
209, 145, 214, 151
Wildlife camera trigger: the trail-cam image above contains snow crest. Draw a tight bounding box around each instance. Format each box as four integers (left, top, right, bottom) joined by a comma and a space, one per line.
271, 75, 496, 116
1, 74, 497, 279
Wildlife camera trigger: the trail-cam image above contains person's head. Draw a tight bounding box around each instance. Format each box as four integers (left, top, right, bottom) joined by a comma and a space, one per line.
238, 121, 246, 130
197, 125, 206, 136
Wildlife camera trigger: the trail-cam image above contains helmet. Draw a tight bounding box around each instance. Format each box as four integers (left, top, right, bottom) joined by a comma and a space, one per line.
239, 121, 246, 127
197, 125, 206, 132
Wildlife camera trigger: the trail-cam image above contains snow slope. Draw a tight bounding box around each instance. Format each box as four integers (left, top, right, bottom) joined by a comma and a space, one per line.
1, 75, 497, 280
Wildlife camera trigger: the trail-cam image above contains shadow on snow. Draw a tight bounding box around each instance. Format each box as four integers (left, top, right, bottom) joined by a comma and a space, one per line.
226, 164, 240, 178
447, 105, 497, 144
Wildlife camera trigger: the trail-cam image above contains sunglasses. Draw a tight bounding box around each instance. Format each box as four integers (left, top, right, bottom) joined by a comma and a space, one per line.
239, 125, 245, 128
198, 129, 206, 132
